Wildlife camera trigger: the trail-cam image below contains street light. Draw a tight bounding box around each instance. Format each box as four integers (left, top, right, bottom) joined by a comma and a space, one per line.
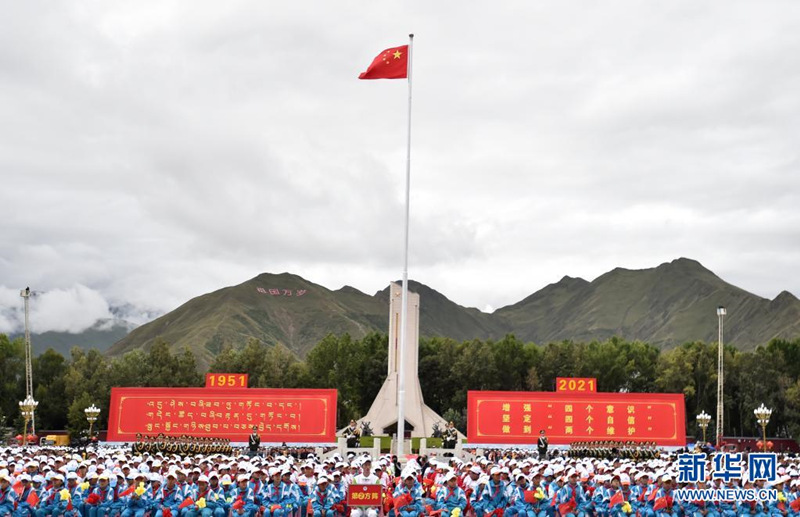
716, 306, 726, 447
85, 404, 101, 438
19, 396, 39, 446
754, 403, 772, 452
697, 411, 712, 445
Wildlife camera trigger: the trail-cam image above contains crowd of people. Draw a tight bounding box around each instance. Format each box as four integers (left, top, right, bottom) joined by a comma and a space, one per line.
0, 445, 799, 517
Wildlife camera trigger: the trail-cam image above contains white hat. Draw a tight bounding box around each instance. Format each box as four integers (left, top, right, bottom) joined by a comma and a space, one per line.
490, 467, 501, 476
444, 472, 458, 482
318, 475, 329, 483
237, 474, 250, 483
197, 475, 209, 483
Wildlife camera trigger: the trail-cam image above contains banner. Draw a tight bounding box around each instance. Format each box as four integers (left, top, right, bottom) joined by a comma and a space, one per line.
205, 373, 248, 388
467, 390, 685, 446
556, 378, 597, 393
346, 484, 382, 507
107, 387, 337, 443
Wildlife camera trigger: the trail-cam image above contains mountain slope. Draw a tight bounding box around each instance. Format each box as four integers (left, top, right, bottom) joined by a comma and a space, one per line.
494, 258, 800, 349
108, 259, 800, 364
14, 320, 133, 357
375, 281, 510, 342
107, 273, 387, 366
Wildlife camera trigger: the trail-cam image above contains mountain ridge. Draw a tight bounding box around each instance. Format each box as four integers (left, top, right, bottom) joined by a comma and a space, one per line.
96, 258, 800, 367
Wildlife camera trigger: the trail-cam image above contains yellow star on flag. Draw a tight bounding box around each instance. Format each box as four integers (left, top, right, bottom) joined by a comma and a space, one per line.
393, 50, 402, 59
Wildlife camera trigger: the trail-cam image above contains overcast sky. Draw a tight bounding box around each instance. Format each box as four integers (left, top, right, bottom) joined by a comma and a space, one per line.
1, 1, 799, 334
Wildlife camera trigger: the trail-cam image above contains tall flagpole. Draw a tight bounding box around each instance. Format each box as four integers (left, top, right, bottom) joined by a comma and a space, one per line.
396, 33, 414, 460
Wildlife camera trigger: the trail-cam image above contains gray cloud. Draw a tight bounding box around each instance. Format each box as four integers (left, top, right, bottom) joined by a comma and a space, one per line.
1, 0, 799, 333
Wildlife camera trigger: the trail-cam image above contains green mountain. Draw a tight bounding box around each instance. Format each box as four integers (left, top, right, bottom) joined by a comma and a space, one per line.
494, 258, 800, 349
13, 320, 132, 357
108, 259, 800, 366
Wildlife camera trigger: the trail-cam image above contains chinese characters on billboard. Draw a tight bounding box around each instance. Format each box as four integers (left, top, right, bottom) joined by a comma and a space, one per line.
467, 390, 685, 446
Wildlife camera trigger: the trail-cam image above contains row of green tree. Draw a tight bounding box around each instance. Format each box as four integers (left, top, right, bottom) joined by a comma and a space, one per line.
1, 333, 799, 440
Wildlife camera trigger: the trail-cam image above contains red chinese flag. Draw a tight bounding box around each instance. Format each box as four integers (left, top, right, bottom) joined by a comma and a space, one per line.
27, 491, 40, 507
118, 486, 135, 498
609, 491, 624, 508
179, 498, 195, 510
653, 496, 672, 511
558, 501, 577, 516
790, 498, 800, 512
394, 493, 413, 509
358, 45, 408, 79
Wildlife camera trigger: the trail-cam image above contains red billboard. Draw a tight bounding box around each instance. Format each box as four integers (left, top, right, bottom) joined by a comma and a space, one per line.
107, 387, 337, 443
467, 390, 685, 446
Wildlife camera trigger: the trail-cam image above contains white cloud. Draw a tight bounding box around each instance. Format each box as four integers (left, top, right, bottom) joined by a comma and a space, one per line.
0, 285, 114, 334
0, 0, 798, 328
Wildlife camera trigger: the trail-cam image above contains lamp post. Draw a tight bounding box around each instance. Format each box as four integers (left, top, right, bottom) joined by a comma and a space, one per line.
697, 410, 712, 445
716, 306, 726, 447
754, 403, 772, 452
85, 404, 101, 438
19, 396, 39, 446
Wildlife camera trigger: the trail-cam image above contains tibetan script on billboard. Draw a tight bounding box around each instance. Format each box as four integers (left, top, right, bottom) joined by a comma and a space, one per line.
467, 390, 685, 446
107, 387, 337, 443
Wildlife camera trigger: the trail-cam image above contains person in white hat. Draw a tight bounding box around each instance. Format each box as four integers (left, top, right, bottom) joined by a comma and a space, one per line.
262, 467, 289, 517
309, 475, 333, 517
505, 471, 535, 517
84, 473, 114, 517
0, 472, 17, 517
652, 475, 675, 517
37, 473, 67, 517
556, 468, 587, 517
350, 460, 379, 517
150, 472, 185, 517
181, 475, 212, 517
393, 471, 423, 517
435, 472, 466, 517
13, 473, 37, 517
478, 466, 508, 517
228, 475, 256, 517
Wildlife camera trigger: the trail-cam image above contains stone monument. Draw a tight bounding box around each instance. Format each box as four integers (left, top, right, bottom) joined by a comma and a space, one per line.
358, 282, 456, 438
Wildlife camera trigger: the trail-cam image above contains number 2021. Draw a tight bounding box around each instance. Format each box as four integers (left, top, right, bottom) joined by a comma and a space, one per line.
558, 378, 594, 391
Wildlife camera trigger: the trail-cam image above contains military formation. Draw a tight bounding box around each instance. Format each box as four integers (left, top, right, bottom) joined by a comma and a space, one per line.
566, 441, 660, 460
1, 445, 800, 517
132, 435, 233, 457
